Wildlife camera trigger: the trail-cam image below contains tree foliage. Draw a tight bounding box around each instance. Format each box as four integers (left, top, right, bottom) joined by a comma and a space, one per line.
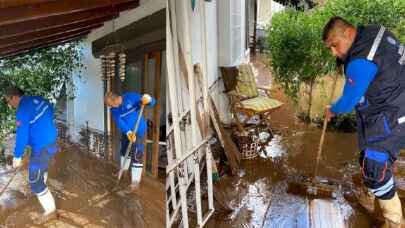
267, 8, 335, 103
0, 40, 84, 141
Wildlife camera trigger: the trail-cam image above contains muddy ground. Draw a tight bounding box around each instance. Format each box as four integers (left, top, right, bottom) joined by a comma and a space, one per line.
0, 142, 164, 228
203, 56, 405, 228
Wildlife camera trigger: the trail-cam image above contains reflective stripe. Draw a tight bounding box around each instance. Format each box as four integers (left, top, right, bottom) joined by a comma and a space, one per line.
120, 108, 136, 118
367, 26, 385, 61
399, 51, 405, 65
29, 105, 49, 124
399, 45, 404, 56
359, 96, 365, 104
371, 176, 394, 197
398, 116, 405, 124
35, 101, 45, 111
36, 187, 49, 196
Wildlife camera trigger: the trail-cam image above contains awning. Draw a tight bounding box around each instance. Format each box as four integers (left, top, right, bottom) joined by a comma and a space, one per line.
0, 0, 139, 58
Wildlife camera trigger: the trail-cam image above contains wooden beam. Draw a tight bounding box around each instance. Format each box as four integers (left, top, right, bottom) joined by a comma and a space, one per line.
0, 31, 89, 57
0, 14, 111, 42
209, 97, 240, 175
0, 26, 95, 51
151, 51, 162, 178
0, 8, 113, 39
0, 0, 138, 26
0, 0, 52, 9
0, 23, 102, 49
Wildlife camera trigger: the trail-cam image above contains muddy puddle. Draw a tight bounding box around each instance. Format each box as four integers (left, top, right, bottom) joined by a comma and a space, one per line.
204, 59, 387, 228
0, 142, 164, 228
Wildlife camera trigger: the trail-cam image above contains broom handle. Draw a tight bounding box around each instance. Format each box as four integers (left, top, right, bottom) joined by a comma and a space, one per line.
313, 71, 339, 178
0, 155, 28, 198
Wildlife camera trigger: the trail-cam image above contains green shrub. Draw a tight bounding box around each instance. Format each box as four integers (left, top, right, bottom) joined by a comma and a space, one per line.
324, 0, 405, 41
267, 8, 335, 119
0, 41, 84, 141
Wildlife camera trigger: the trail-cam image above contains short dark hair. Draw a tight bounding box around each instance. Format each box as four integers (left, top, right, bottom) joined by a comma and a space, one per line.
322, 16, 354, 41
5, 86, 24, 97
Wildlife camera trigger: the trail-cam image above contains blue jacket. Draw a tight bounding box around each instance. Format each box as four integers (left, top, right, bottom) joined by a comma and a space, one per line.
330, 58, 377, 114
14, 96, 58, 158
110, 92, 156, 139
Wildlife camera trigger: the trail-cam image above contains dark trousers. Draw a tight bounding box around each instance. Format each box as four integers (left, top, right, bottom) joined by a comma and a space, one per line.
120, 134, 144, 166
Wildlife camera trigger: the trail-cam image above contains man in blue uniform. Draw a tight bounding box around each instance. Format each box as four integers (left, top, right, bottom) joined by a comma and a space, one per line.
105, 91, 156, 190
5, 86, 58, 222
323, 17, 405, 227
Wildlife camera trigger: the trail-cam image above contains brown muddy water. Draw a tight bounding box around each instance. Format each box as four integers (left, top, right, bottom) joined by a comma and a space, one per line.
204, 59, 386, 228
0, 143, 164, 228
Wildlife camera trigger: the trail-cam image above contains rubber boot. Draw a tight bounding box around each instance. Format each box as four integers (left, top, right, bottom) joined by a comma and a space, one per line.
36, 189, 57, 224
378, 193, 404, 228
44, 172, 48, 184
121, 156, 131, 170
359, 187, 375, 213
131, 164, 143, 191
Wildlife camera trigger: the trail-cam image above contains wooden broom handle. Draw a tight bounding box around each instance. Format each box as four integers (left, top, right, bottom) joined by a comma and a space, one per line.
313, 71, 339, 178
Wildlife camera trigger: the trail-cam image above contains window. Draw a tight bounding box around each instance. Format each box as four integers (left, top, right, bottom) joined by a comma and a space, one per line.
231, 0, 242, 62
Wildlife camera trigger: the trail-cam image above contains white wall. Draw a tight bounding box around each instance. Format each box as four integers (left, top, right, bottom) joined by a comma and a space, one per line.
175, 0, 250, 124
217, 0, 249, 67
71, 42, 104, 136
68, 0, 165, 141
258, 0, 285, 28
205, 2, 219, 87
181, 0, 233, 124
205, 1, 232, 124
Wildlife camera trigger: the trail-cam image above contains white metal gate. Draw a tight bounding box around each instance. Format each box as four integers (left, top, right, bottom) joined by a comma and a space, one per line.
166, 0, 215, 227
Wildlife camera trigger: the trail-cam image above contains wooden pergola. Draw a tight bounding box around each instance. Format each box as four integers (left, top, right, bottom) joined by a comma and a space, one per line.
0, 0, 139, 57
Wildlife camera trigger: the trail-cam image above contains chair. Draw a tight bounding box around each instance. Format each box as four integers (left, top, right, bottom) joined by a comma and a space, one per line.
221, 64, 283, 135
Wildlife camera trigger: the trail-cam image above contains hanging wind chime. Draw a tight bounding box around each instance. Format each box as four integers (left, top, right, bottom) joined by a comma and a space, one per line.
118, 53, 126, 81
100, 11, 127, 87
101, 49, 126, 84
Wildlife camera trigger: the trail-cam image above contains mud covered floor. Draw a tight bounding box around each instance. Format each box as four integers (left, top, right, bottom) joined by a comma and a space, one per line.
0, 143, 164, 228
203, 57, 405, 228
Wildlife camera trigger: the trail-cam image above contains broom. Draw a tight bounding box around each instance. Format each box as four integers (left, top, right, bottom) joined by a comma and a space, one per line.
287, 65, 341, 199
0, 154, 29, 198
116, 103, 145, 184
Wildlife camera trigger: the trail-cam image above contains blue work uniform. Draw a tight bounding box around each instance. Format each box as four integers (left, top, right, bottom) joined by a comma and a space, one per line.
331, 25, 405, 199
14, 96, 58, 194
110, 92, 156, 166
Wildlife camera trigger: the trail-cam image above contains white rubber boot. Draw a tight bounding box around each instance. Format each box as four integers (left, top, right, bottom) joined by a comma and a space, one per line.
120, 156, 131, 170
131, 164, 143, 191
44, 172, 48, 184
36, 189, 57, 224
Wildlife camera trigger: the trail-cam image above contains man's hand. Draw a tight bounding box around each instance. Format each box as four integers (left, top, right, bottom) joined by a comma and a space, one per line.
325, 105, 335, 122
12, 157, 22, 168
126, 131, 137, 143
141, 94, 152, 105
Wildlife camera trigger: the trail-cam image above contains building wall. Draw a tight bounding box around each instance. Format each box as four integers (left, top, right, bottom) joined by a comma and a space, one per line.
175, 0, 250, 124
217, 0, 249, 67
68, 0, 165, 141
257, 0, 285, 28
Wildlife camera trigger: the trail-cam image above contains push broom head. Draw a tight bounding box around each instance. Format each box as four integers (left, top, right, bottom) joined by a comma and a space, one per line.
287, 175, 339, 199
